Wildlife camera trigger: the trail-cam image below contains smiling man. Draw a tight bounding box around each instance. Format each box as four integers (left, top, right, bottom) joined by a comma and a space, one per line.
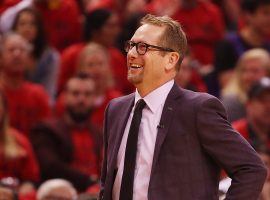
99, 14, 267, 200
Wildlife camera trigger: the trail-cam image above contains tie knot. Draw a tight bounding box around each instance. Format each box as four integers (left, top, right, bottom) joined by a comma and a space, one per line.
135, 99, 146, 111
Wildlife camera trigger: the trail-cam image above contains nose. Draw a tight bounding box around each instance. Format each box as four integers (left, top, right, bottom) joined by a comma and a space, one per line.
127, 45, 138, 58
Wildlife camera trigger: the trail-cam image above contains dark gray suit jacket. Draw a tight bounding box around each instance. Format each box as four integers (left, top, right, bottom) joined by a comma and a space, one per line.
100, 83, 267, 200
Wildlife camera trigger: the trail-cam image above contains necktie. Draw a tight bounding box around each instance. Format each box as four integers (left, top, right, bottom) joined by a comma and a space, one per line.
119, 99, 146, 200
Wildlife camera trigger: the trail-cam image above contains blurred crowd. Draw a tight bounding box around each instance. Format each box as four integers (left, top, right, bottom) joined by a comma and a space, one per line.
0, 0, 270, 199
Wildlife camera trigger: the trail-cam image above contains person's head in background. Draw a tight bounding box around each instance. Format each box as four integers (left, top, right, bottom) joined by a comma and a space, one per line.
116, 12, 146, 54
222, 48, 270, 103
76, 42, 114, 95
246, 77, 270, 133
0, 33, 31, 80
36, 179, 77, 200
84, 8, 120, 47
240, 0, 270, 37
11, 7, 47, 60
175, 54, 193, 88
63, 73, 96, 124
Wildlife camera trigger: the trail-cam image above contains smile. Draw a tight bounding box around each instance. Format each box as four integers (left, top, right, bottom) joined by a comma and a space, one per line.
130, 64, 143, 69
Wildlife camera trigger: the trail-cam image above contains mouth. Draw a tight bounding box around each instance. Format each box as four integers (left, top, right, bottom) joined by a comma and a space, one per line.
129, 63, 143, 69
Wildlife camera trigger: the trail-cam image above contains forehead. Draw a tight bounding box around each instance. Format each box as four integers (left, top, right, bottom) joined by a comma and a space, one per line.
3, 35, 28, 49
241, 58, 267, 68
83, 50, 106, 61
131, 24, 166, 44
67, 78, 95, 91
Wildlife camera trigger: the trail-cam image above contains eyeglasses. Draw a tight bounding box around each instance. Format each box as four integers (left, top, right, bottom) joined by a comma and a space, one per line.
125, 40, 175, 55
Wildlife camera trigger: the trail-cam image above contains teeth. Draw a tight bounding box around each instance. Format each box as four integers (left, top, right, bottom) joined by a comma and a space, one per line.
130, 64, 142, 69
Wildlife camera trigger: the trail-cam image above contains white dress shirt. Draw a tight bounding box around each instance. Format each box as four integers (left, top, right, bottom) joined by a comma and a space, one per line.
112, 80, 174, 200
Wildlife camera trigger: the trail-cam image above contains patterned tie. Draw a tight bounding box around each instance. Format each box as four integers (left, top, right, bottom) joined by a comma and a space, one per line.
119, 99, 146, 200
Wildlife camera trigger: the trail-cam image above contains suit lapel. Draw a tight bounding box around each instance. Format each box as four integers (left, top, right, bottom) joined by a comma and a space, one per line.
110, 94, 135, 169
151, 83, 183, 172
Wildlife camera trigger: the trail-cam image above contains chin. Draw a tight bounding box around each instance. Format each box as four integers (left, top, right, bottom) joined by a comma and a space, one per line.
128, 75, 142, 85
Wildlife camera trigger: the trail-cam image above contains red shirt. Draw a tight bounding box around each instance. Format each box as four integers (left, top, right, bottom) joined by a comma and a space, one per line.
172, 1, 225, 65
232, 119, 249, 139
71, 128, 99, 176
0, 128, 39, 182
233, 119, 270, 150
35, 0, 82, 52
4, 82, 51, 136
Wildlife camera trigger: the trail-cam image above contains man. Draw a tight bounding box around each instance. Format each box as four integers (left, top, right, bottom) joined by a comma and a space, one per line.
30, 73, 102, 192
0, 32, 51, 136
233, 77, 270, 153
100, 14, 267, 200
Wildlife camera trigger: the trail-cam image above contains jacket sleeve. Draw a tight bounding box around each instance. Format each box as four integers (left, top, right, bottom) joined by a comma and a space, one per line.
196, 96, 267, 200
99, 102, 110, 200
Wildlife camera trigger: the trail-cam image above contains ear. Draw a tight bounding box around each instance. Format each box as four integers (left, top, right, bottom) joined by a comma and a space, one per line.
165, 52, 180, 71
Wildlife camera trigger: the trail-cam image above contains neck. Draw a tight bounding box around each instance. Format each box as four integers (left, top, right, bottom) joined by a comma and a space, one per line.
0, 72, 24, 89
136, 79, 173, 97
240, 27, 265, 46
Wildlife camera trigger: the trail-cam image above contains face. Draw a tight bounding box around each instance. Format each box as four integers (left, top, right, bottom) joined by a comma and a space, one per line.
247, 92, 270, 127
64, 78, 96, 122
15, 11, 37, 42
249, 5, 270, 36
99, 14, 120, 46
79, 51, 110, 88
2, 35, 29, 76
240, 58, 268, 92
127, 24, 175, 92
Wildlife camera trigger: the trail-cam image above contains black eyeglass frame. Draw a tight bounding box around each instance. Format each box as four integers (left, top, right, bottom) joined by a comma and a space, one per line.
125, 40, 175, 55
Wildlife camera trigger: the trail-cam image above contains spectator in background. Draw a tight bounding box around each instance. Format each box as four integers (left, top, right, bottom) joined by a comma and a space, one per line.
221, 48, 270, 122
175, 52, 207, 92
36, 179, 77, 200
11, 7, 60, 104
214, 0, 270, 90
211, 0, 241, 31
31, 74, 102, 193
0, 0, 82, 51
0, 186, 14, 200
0, 90, 39, 198
58, 8, 134, 95
55, 43, 122, 130
233, 77, 270, 153
171, 0, 225, 67
116, 12, 146, 55
0, 33, 51, 136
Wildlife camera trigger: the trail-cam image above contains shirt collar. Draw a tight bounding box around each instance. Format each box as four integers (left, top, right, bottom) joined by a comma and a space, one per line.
135, 80, 174, 113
